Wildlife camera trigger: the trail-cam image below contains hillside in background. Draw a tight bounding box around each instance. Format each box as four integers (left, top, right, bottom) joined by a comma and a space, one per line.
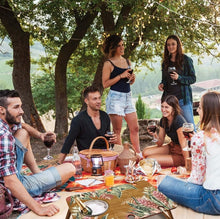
132, 56, 220, 98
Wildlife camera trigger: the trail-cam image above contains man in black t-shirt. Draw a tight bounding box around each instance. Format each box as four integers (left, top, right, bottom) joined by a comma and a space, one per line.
58, 86, 116, 164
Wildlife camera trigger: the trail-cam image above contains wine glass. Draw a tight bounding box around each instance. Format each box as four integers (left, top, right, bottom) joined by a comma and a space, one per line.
105, 131, 114, 150
168, 67, 177, 85
126, 69, 133, 83
182, 123, 194, 151
147, 121, 158, 142
43, 133, 55, 160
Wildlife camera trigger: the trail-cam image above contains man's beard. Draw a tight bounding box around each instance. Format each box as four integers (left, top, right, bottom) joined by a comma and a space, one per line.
5, 109, 21, 125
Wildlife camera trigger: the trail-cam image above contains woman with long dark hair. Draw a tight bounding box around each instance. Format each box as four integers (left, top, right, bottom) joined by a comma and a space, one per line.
158, 35, 196, 128
102, 34, 141, 157
143, 95, 189, 167
158, 91, 220, 215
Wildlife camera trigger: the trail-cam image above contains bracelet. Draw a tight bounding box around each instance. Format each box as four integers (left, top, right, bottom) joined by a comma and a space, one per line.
119, 74, 122, 79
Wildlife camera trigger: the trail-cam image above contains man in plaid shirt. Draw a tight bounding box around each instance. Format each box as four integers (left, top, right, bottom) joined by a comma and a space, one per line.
0, 90, 76, 216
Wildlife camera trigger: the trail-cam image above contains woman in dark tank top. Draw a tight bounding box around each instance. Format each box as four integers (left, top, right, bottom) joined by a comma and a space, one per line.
102, 34, 142, 158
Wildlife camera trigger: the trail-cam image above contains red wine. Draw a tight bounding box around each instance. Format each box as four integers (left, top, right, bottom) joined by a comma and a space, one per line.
44, 140, 54, 148
148, 126, 156, 133
105, 132, 113, 141
183, 130, 193, 138
105, 135, 111, 141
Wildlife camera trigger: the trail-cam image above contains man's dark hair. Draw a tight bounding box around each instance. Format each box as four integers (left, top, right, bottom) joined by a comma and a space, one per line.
0, 89, 20, 108
83, 86, 101, 99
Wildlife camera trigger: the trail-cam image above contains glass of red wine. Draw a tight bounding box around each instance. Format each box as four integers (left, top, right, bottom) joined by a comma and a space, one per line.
105, 131, 114, 150
168, 66, 177, 85
126, 69, 133, 83
147, 121, 158, 142
43, 133, 55, 160
182, 123, 194, 151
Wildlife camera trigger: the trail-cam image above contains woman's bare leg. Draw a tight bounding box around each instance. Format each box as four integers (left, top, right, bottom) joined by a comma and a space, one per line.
124, 112, 140, 153
143, 144, 170, 157
109, 114, 123, 145
143, 144, 175, 167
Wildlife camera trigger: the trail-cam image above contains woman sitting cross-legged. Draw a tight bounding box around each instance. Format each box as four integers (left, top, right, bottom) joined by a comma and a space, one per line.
158, 91, 220, 215
142, 95, 189, 167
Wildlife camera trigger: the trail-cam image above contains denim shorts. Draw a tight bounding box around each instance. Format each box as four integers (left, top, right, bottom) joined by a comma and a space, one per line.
106, 90, 136, 116
15, 138, 61, 197
158, 175, 220, 215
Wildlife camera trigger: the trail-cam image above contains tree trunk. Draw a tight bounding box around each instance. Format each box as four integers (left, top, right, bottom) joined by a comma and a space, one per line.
54, 8, 98, 135
0, 0, 45, 132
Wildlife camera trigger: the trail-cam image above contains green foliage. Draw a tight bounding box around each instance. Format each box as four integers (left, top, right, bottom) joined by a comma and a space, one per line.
1, 0, 220, 119
135, 94, 146, 119
31, 62, 95, 118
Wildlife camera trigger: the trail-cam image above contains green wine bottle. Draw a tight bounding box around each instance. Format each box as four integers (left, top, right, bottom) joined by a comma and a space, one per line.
74, 197, 92, 216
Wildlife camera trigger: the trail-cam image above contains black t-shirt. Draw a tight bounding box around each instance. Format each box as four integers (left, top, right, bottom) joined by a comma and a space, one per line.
160, 114, 186, 144
61, 110, 110, 153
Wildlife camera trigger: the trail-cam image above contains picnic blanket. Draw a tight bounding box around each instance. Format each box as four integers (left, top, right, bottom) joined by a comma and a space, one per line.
17, 163, 189, 218
66, 180, 177, 219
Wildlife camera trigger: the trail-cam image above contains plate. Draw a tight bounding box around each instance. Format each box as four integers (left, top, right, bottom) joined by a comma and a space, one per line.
84, 200, 109, 216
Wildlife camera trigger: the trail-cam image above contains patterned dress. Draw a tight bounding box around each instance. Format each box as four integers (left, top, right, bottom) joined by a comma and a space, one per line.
187, 130, 206, 184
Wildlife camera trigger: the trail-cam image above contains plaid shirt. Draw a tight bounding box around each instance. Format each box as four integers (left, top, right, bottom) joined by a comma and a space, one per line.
0, 119, 21, 180
161, 54, 196, 104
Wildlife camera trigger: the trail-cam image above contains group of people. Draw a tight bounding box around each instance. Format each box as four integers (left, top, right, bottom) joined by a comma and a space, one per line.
0, 33, 219, 217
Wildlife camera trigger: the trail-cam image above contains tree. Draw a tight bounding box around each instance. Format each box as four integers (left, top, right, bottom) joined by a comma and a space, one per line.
1, 0, 220, 136
136, 94, 146, 119
0, 0, 45, 131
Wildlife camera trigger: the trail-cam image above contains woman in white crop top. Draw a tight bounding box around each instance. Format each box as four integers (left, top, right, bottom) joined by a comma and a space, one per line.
158, 91, 220, 215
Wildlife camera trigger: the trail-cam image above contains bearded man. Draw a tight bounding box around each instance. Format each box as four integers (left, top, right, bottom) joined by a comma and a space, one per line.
0, 89, 75, 216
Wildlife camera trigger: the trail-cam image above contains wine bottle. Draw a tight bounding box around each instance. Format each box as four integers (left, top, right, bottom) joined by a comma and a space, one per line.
74, 197, 92, 216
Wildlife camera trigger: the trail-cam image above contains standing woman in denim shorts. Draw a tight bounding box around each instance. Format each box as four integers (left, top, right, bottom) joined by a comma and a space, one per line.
102, 35, 142, 157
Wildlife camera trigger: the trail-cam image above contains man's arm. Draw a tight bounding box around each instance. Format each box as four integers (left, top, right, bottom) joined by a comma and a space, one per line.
59, 117, 80, 163
4, 174, 59, 216
22, 123, 56, 142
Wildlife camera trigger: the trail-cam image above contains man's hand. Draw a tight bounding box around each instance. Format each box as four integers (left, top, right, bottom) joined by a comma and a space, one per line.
35, 204, 60, 216
40, 132, 56, 143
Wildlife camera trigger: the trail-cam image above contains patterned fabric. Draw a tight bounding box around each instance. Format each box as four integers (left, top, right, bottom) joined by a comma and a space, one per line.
203, 128, 220, 190
0, 119, 21, 180
66, 181, 176, 218
188, 130, 206, 184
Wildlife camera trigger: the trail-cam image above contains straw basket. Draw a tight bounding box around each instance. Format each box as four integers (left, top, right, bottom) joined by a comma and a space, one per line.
79, 136, 119, 173
117, 142, 137, 174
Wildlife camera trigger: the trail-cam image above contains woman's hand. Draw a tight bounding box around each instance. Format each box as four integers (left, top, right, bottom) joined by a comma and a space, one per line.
170, 71, 179, 80
147, 129, 158, 140
158, 83, 164, 91
108, 133, 117, 144
120, 69, 131, 79
129, 73, 136, 84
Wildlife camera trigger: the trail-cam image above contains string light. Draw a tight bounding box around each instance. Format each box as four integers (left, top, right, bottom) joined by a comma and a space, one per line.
153, 0, 220, 27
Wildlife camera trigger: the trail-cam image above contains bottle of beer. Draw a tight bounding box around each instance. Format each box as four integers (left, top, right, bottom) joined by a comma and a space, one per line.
74, 197, 92, 216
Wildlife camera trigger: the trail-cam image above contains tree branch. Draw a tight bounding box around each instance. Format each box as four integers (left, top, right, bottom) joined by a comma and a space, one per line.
100, 2, 115, 32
